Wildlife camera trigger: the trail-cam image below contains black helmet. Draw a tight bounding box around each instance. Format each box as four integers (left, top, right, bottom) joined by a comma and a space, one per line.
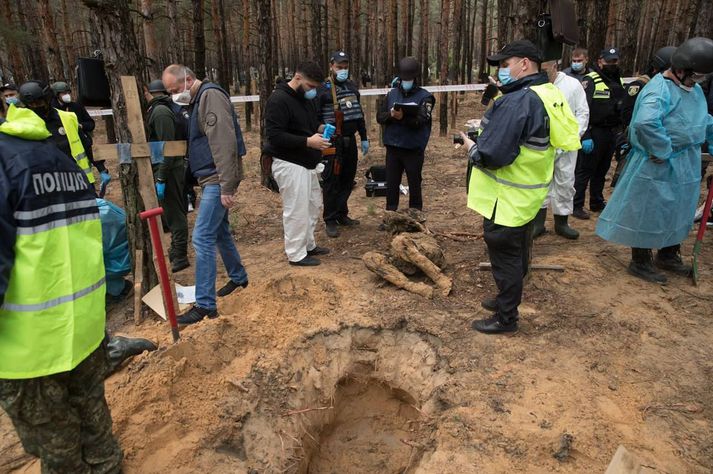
651, 46, 677, 71
147, 79, 167, 94
398, 57, 420, 80
19, 81, 50, 103
671, 37, 713, 73
50, 81, 71, 94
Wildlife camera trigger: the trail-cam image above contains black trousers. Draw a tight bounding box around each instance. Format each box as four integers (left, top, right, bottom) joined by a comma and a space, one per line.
385, 145, 425, 211
323, 136, 358, 223
483, 217, 533, 324
574, 126, 617, 210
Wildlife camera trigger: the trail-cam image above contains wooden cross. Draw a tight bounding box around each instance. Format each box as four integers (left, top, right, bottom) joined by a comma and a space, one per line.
92, 76, 185, 323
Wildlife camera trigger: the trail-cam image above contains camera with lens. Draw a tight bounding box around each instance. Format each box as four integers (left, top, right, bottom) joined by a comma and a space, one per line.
453, 127, 478, 145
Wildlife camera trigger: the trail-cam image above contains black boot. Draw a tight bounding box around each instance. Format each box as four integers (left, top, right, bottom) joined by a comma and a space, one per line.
326, 222, 340, 238
171, 255, 190, 273
532, 208, 547, 239
106, 336, 158, 374
655, 245, 692, 276
554, 215, 579, 240
628, 248, 667, 284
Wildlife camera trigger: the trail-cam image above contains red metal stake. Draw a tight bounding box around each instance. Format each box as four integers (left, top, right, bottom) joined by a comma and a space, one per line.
140, 207, 180, 342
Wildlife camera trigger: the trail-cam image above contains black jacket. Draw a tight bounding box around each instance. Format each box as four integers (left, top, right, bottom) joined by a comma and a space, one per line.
262, 82, 322, 169
50, 98, 105, 172
582, 65, 625, 131
51, 99, 95, 133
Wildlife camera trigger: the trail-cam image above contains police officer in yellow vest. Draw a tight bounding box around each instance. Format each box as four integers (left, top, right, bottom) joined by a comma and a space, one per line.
0, 105, 122, 472
572, 48, 626, 219
460, 40, 581, 334
18, 81, 104, 190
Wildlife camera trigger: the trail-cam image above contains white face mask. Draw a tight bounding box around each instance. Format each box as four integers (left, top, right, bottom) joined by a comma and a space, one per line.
172, 72, 191, 105
172, 91, 191, 105
61, 93, 71, 103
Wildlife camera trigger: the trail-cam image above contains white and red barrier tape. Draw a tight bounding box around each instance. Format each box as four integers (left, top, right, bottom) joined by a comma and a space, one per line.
88, 78, 637, 117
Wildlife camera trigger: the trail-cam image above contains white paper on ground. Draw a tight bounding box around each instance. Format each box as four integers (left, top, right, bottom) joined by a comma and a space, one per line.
142, 284, 192, 320
175, 284, 196, 304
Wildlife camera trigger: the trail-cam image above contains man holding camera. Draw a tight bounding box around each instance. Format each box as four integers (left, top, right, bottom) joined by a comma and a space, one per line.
461, 40, 580, 334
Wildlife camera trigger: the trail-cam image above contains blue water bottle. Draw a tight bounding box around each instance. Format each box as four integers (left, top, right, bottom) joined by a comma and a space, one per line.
323, 124, 336, 140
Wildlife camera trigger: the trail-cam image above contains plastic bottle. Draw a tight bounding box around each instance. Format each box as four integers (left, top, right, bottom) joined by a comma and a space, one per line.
323, 124, 336, 140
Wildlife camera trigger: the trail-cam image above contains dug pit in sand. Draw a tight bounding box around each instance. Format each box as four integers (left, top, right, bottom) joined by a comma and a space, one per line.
233, 326, 450, 472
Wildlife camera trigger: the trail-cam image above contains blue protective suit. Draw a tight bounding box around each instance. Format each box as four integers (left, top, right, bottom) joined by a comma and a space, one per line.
97, 198, 131, 297
596, 74, 713, 249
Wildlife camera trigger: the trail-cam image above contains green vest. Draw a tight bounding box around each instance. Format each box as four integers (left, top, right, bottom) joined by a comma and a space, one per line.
57, 109, 95, 184
468, 83, 581, 227
0, 107, 105, 379
586, 71, 624, 100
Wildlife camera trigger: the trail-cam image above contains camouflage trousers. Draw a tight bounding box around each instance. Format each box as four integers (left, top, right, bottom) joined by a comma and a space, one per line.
0, 346, 123, 474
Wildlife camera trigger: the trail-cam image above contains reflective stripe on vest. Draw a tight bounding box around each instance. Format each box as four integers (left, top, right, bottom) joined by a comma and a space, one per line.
0, 207, 106, 379
467, 83, 580, 227
57, 109, 95, 184
586, 71, 624, 100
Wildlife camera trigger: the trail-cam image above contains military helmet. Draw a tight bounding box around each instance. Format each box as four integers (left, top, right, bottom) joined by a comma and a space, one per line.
651, 46, 677, 71
50, 81, 71, 94
19, 81, 50, 103
148, 79, 167, 94
671, 37, 713, 73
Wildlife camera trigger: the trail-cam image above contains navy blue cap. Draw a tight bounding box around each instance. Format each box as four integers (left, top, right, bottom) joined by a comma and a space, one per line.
600, 48, 620, 61
330, 51, 350, 63
487, 40, 543, 66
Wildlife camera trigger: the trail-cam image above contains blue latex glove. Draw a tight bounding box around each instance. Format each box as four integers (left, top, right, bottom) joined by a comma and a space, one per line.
100, 171, 111, 185
581, 139, 594, 154
155, 182, 165, 200
361, 140, 369, 156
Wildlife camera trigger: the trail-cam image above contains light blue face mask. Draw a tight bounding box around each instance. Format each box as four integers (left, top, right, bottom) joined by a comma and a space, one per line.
401, 80, 414, 91
497, 59, 524, 86
304, 87, 318, 100
335, 69, 349, 82
571, 62, 584, 72
5, 97, 19, 106
497, 67, 513, 85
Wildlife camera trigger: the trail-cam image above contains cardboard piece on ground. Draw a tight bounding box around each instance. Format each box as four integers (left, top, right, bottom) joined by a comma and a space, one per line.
605, 445, 643, 474
142, 284, 192, 320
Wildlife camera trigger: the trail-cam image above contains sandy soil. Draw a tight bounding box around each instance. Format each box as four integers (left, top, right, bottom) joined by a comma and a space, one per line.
2, 97, 713, 473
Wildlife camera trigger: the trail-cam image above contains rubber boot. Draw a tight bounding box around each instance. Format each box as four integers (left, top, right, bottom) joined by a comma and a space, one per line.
107, 336, 158, 374
655, 245, 692, 276
553, 215, 579, 240
532, 208, 547, 239
628, 248, 667, 284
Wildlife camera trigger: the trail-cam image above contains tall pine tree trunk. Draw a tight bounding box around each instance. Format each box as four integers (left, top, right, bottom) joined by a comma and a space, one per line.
438, 0, 451, 137
140, 0, 160, 78
192, 0, 206, 78
80, 0, 156, 292
210, 0, 230, 88
419, 0, 429, 83
166, 0, 181, 63
2, 0, 25, 81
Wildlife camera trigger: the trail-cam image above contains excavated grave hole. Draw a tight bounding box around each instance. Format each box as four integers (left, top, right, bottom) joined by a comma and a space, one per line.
240, 326, 450, 472
305, 375, 422, 472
